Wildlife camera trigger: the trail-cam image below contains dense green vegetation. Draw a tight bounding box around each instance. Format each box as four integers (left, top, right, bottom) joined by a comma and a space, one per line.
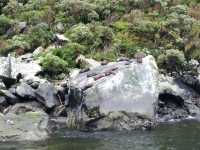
1, 0, 200, 74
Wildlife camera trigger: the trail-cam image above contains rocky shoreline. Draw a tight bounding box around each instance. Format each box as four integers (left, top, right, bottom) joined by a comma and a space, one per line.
0, 54, 200, 141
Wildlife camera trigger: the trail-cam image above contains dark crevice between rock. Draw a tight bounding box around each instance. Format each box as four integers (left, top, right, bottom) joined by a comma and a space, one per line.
159, 93, 184, 107
157, 93, 190, 122
179, 75, 200, 94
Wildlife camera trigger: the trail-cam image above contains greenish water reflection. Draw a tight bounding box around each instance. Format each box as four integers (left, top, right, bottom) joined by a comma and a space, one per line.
1, 121, 200, 150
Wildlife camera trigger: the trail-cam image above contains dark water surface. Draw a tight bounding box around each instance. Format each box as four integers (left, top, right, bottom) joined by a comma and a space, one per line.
1, 121, 200, 150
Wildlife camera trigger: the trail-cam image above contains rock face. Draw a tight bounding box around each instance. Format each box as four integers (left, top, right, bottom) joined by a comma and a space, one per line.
16, 83, 36, 99
69, 55, 159, 130
0, 103, 50, 141
35, 82, 59, 109
0, 54, 42, 82
157, 75, 200, 122
75, 55, 101, 69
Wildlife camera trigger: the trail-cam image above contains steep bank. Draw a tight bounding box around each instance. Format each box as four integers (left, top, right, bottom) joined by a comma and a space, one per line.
0, 54, 200, 141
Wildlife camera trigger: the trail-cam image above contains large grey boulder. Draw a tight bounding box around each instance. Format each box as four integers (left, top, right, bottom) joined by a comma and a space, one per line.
69, 55, 159, 130
16, 83, 36, 99
35, 82, 59, 109
0, 103, 50, 141
0, 55, 42, 84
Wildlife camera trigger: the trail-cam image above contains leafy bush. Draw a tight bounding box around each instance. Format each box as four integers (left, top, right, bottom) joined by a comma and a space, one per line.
129, 20, 161, 37
91, 24, 114, 50
0, 38, 12, 55
157, 49, 185, 72
2, 0, 22, 17
59, 0, 97, 24
113, 33, 140, 57
68, 24, 94, 46
0, 0, 9, 13
67, 23, 114, 51
28, 23, 53, 49
7, 34, 30, 50
88, 50, 118, 61
0, 15, 12, 35
40, 53, 68, 74
51, 43, 86, 68
112, 21, 129, 32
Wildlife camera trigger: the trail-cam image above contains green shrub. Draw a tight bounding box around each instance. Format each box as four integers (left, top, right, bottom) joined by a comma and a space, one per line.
169, 5, 188, 15
0, 0, 9, 13
59, 0, 97, 24
0, 15, 12, 35
0, 38, 13, 55
157, 49, 185, 72
7, 34, 30, 50
28, 23, 53, 49
113, 33, 140, 57
88, 10, 99, 21
91, 25, 114, 50
112, 21, 129, 32
88, 50, 118, 61
40, 53, 68, 74
68, 24, 94, 46
6, 23, 54, 52
51, 43, 86, 68
129, 20, 161, 37
2, 0, 22, 17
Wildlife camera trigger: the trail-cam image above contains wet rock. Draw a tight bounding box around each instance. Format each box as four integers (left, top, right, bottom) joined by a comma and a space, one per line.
158, 74, 200, 121
134, 52, 146, 63
54, 34, 70, 45
0, 90, 19, 105
26, 79, 40, 89
117, 57, 129, 62
17, 22, 27, 33
180, 75, 200, 94
55, 22, 65, 33
69, 55, 159, 130
68, 86, 83, 108
52, 105, 67, 117
30, 81, 40, 89
0, 97, 6, 105
33, 47, 44, 57
0, 77, 16, 89
79, 68, 90, 74
101, 60, 108, 66
0, 96, 7, 112
76, 55, 101, 69
0, 81, 5, 89
159, 93, 184, 107
16, 83, 35, 99
0, 103, 50, 141
86, 112, 153, 131
159, 75, 198, 102
35, 82, 59, 109
56, 86, 66, 105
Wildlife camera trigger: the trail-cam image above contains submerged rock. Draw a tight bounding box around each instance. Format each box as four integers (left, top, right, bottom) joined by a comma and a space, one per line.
69, 55, 159, 130
0, 103, 50, 141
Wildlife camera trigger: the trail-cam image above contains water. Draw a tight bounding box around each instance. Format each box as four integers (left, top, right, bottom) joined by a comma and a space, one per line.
1, 121, 200, 150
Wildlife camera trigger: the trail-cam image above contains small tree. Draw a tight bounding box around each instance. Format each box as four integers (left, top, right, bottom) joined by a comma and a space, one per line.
40, 53, 68, 74
157, 49, 185, 72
